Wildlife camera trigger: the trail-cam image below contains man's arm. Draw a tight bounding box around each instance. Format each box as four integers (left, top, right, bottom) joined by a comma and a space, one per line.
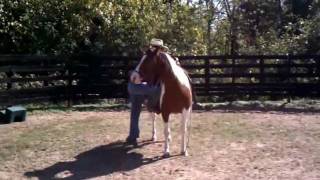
130, 71, 142, 84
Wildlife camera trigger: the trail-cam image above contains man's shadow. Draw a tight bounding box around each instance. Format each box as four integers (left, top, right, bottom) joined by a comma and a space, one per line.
24, 140, 165, 179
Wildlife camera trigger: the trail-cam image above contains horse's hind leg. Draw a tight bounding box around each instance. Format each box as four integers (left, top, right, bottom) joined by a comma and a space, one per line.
181, 107, 191, 156
162, 113, 171, 157
150, 112, 157, 141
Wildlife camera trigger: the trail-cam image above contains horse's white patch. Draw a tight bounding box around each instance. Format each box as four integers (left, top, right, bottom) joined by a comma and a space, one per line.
150, 112, 157, 141
163, 53, 191, 90
135, 55, 147, 72
164, 122, 170, 154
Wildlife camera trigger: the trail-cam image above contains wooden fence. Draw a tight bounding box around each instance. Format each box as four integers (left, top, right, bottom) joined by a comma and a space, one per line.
180, 55, 320, 98
0, 54, 319, 107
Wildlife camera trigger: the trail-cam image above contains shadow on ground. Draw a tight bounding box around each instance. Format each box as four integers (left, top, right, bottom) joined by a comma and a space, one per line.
24, 140, 165, 179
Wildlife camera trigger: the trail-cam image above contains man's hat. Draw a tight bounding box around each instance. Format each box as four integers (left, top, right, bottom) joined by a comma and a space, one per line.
150, 38, 164, 47
150, 38, 169, 51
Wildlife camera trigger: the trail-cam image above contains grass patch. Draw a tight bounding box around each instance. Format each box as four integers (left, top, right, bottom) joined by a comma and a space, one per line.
214, 118, 259, 141
0, 115, 124, 169
187, 113, 262, 154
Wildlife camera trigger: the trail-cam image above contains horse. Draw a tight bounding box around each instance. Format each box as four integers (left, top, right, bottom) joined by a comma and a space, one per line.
134, 48, 192, 157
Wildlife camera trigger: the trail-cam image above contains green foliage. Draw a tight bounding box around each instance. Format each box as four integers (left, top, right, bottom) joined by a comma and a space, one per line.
0, 0, 319, 55
215, 0, 320, 55
0, 0, 91, 54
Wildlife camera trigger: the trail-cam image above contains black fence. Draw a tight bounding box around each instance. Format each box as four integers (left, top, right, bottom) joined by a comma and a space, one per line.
0, 54, 319, 107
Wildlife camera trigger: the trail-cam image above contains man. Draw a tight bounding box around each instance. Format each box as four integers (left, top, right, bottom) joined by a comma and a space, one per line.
125, 38, 167, 146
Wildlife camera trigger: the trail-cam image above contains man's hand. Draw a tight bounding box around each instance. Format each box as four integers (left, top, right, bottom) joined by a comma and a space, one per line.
130, 71, 142, 84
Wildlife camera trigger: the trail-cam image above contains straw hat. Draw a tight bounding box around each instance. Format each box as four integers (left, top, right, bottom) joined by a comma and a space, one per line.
150, 38, 169, 51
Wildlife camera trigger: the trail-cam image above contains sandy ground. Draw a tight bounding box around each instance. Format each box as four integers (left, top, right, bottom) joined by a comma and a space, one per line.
0, 109, 320, 180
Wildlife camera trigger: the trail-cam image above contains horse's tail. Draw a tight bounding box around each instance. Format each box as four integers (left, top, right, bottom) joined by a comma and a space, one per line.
184, 70, 198, 106
172, 53, 198, 107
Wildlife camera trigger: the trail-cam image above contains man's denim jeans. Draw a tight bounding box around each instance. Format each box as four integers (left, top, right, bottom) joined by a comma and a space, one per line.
127, 82, 160, 140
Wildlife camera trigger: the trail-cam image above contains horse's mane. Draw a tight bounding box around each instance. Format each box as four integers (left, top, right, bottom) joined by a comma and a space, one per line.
144, 48, 191, 87
158, 51, 191, 88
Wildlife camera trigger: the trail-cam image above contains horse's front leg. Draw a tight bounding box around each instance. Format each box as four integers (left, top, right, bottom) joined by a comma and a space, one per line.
162, 113, 171, 157
149, 112, 157, 141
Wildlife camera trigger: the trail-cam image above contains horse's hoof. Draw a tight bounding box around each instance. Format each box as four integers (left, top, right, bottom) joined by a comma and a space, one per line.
181, 151, 188, 156
163, 152, 170, 158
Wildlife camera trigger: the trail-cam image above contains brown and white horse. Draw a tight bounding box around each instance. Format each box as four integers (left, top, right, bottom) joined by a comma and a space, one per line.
135, 48, 192, 157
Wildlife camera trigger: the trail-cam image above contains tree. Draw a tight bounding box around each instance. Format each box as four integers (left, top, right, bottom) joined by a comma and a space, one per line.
0, 0, 319, 55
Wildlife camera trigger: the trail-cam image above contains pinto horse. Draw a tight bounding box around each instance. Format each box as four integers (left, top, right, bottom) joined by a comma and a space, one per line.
135, 48, 192, 157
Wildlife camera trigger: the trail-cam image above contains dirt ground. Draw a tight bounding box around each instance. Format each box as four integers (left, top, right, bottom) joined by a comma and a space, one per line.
0, 109, 320, 180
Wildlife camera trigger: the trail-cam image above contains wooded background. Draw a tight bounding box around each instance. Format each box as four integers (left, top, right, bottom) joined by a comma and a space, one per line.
1, 0, 319, 56
1, 0, 320, 106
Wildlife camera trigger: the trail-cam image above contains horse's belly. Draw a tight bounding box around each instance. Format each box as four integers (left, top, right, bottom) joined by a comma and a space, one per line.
162, 90, 192, 113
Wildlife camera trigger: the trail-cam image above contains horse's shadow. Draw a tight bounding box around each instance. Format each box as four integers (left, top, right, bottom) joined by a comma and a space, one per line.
24, 140, 165, 180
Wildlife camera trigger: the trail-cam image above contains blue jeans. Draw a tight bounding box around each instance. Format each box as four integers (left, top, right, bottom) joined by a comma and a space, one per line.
127, 82, 161, 140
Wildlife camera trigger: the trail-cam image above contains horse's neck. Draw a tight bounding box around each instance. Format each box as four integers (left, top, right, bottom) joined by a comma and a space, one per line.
158, 52, 190, 88
160, 70, 181, 86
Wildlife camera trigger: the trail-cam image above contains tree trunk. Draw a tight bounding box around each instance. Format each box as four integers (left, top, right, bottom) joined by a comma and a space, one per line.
276, 0, 283, 38
223, 0, 238, 55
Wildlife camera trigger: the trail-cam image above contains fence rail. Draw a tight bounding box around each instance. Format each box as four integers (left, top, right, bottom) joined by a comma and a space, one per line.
0, 54, 319, 107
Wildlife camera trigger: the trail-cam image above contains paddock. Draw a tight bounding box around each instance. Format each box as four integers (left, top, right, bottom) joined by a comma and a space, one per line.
0, 109, 319, 179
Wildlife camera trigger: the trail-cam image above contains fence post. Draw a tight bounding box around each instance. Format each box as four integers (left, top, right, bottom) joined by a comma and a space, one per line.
230, 56, 236, 100
259, 58, 265, 84
232, 57, 235, 84
124, 57, 130, 100
204, 57, 210, 96
6, 71, 13, 90
287, 54, 292, 103
67, 58, 73, 107
43, 59, 49, 87
317, 57, 320, 97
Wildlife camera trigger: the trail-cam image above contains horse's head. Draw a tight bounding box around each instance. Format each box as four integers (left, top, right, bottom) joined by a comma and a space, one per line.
135, 48, 167, 85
